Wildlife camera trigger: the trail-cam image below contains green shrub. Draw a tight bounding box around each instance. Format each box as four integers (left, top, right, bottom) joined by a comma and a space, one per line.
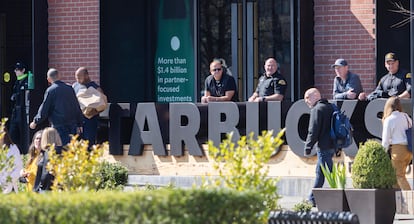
321, 162, 346, 189
18, 154, 30, 192
97, 161, 128, 190
204, 129, 285, 220
292, 200, 313, 212
0, 188, 263, 224
351, 140, 396, 189
47, 136, 107, 191
0, 118, 17, 189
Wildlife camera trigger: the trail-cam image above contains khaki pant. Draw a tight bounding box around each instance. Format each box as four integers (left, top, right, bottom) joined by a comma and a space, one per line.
390, 144, 412, 190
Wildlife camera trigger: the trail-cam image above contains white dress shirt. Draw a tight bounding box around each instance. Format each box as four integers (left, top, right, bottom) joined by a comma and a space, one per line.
382, 111, 413, 149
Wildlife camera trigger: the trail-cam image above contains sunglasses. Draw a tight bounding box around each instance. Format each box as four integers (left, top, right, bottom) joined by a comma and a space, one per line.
211, 68, 222, 72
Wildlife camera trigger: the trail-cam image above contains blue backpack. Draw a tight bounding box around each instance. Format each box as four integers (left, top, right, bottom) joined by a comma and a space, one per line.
330, 104, 353, 149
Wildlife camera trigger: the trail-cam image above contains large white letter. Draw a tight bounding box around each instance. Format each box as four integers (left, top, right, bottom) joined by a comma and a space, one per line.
129, 103, 166, 156
208, 102, 240, 147
169, 103, 203, 156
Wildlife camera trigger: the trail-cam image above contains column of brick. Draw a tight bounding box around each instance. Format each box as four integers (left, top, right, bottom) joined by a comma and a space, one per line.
314, 0, 376, 99
48, 0, 100, 84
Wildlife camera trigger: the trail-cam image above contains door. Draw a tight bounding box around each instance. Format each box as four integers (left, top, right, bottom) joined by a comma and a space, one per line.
199, 0, 313, 102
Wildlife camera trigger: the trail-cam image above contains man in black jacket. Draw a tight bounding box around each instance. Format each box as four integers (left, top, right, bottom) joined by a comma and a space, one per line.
303, 88, 336, 207
30, 68, 83, 150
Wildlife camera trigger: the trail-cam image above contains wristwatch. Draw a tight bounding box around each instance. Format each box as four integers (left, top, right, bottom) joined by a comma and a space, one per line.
262, 97, 266, 102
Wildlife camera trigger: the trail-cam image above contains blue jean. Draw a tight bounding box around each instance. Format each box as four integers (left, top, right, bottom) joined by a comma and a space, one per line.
54, 124, 77, 147
308, 149, 335, 204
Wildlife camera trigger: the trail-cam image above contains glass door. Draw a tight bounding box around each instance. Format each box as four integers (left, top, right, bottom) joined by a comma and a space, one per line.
199, 0, 305, 102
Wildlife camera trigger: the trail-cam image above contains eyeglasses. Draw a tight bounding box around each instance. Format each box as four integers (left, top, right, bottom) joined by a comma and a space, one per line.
211, 68, 222, 72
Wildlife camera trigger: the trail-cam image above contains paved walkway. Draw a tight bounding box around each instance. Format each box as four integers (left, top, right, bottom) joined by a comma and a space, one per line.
279, 196, 414, 224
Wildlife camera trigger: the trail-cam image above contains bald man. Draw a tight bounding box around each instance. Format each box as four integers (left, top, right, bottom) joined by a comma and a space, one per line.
248, 58, 287, 102
30, 68, 83, 150
73, 67, 105, 148
303, 88, 336, 207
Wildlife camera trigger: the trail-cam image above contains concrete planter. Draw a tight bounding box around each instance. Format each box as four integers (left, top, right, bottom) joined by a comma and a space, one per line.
345, 188, 396, 224
312, 188, 350, 212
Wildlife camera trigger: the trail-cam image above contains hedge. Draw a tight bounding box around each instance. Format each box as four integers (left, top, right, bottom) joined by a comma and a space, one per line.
0, 188, 265, 224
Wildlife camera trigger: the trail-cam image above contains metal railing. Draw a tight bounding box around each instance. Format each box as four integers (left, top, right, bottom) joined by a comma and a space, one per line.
268, 211, 359, 224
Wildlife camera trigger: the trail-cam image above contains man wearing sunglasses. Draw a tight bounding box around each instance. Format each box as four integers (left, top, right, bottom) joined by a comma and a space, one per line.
201, 58, 238, 103
248, 57, 287, 102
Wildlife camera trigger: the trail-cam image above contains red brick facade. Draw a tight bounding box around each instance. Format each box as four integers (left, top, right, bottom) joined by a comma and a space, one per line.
48, 0, 100, 84
47, 0, 378, 98
314, 0, 377, 98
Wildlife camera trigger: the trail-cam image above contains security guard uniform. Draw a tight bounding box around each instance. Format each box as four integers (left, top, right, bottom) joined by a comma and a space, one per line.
367, 69, 411, 101
255, 72, 287, 99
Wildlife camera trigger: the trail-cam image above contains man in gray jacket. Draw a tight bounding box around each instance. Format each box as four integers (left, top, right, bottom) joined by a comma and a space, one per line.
331, 58, 364, 100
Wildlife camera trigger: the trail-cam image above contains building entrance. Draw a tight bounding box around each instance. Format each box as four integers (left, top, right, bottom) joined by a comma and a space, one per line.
198, 0, 314, 102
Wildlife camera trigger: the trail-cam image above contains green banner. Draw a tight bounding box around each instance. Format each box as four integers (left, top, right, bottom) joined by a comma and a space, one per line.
154, 0, 195, 102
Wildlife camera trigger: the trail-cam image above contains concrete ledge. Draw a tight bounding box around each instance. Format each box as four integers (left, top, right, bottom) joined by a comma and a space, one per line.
127, 175, 314, 198
396, 191, 414, 214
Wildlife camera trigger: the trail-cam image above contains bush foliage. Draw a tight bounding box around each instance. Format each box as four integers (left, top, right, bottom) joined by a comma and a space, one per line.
204, 129, 285, 220
47, 136, 128, 191
97, 161, 128, 190
0, 118, 17, 189
292, 200, 313, 212
48, 137, 105, 191
0, 189, 263, 224
351, 140, 396, 189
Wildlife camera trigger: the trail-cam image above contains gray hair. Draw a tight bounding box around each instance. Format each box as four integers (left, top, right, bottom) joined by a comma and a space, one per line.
47, 68, 59, 81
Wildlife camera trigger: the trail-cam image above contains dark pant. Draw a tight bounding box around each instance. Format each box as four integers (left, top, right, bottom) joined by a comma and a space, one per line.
8, 107, 29, 154
308, 149, 335, 204
82, 116, 98, 148
9, 120, 29, 154
54, 124, 77, 146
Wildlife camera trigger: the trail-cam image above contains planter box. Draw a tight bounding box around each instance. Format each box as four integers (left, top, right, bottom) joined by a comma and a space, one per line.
345, 188, 396, 224
312, 188, 350, 212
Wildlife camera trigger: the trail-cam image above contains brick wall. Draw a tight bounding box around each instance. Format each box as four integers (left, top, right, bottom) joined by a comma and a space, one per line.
48, 0, 100, 84
314, 0, 376, 99
46, 0, 378, 97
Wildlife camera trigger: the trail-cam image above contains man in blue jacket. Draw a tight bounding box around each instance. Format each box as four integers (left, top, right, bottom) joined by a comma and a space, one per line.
30, 68, 83, 151
303, 88, 336, 207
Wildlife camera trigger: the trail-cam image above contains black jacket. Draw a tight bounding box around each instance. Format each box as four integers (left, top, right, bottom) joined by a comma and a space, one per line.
33, 150, 54, 192
10, 76, 28, 123
33, 80, 83, 127
304, 99, 335, 151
